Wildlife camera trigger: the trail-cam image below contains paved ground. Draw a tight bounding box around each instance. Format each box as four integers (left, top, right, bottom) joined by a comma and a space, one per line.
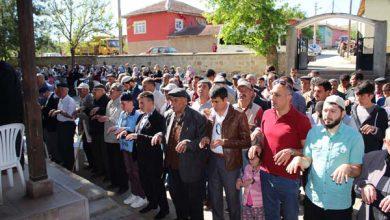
308, 49, 356, 70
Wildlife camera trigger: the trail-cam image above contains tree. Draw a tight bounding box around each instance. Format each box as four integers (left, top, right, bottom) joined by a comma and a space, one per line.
48, 0, 113, 67
0, 0, 52, 60
207, 0, 304, 67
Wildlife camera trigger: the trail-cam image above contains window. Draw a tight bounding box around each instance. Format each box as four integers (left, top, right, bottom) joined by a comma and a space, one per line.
175, 19, 184, 32
134, 21, 146, 34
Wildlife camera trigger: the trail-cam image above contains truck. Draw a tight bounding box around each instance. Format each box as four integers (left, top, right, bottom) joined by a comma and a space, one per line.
75, 37, 121, 55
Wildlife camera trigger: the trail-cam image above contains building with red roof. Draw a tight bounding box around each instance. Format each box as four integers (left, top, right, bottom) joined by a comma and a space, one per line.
123, 0, 221, 54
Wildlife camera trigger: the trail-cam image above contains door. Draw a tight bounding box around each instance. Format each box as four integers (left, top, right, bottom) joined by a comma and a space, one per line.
298, 37, 308, 70
356, 32, 374, 71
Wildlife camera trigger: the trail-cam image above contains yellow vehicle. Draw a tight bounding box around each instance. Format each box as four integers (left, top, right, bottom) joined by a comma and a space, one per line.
75, 37, 120, 55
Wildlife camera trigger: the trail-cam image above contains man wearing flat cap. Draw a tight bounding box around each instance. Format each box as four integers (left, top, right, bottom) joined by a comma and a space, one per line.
89, 84, 110, 178
152, 88, 208, 220
374, 77, 387, 106
50, 82, 77, 170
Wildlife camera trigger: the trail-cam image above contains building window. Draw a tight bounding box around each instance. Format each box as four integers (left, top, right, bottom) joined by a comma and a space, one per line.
134, 21, 146, 34
175, 19, 184, 32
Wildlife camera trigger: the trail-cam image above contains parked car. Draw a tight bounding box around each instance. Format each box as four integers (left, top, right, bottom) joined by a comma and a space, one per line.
308, 43, 322, 55
143, 46, 178, 55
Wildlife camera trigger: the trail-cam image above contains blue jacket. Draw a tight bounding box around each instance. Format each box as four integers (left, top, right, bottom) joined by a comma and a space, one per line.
116, 110, 141, 152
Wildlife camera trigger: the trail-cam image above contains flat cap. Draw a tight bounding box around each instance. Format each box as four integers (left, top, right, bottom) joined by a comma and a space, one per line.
168, 88, 189, 98
121, 76, 132, 84
161, 83, 178, 91
56, 82, 69, 88
93, 83, 106, 90
375, 77, 386, 84
237, 79, 252, 90
77, 82, 90, 90
300, 76, 312, 80
214, 75, 226, 83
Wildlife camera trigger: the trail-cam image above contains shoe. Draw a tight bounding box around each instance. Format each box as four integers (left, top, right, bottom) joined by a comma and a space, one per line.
123, 194, 136, 205
131, 197, 148, 208
117, 187, 129, 195
154, 210, 169, 219
139, 204, 157, 213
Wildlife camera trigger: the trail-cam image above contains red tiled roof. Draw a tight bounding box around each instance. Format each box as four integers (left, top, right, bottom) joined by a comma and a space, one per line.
169, 25, 221, 37
123, 0, 204, 18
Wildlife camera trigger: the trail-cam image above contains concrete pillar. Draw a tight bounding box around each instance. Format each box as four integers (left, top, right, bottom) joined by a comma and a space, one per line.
286, 26, 297, 72
373, 20, 387, 77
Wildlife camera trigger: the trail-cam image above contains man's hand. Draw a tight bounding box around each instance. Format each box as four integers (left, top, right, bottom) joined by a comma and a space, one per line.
235, 179, 243, 190
379, 196, 390, 213
90, 107, 99, 116
97, 116, 109, 123
151, 134, 163, 146
116, 130, 127, 140
242, 179, 253, 187
361, 184, 377, 205
125, 133, 137, 140
286, 156, 305, 174
250, 128, 263, 142
199, 137, 210, 149
331, 164, 351, 184
248, 145, 262, 160
360, 125, 377, 135
51, 110, 62, 116
210, 139, 223, 149
107, 126, 117, 134
273, 149, 294, 166
48, 109, 56, 117
175, 140, 189, 153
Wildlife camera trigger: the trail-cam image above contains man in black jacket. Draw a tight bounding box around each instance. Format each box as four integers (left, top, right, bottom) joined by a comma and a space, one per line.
152, 88, 207, 220
127, 91, 169, 219
42, 86, 60, 162
351, 80, 388, 153
89, 84, 110, 178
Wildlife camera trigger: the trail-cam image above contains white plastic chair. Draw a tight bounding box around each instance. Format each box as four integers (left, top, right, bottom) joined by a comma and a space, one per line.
0, 123, 26, 204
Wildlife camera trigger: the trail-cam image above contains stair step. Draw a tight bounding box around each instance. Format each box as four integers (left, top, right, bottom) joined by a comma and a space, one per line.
89, 197, 118, 217
76, 184, 106, 201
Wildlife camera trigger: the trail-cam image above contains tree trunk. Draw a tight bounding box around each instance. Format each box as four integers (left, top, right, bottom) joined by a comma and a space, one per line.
70, 47, 75, 67
266, 45, 278, 71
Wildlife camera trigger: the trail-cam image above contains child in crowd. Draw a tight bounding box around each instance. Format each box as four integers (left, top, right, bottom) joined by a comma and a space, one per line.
236, 151, 264, 220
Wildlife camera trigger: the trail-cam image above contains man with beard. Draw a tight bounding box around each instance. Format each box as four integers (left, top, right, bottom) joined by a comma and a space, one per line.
286, 95, 364, 220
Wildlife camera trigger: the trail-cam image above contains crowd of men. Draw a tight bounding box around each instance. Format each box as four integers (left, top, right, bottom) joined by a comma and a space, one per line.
34, 62, 390, 220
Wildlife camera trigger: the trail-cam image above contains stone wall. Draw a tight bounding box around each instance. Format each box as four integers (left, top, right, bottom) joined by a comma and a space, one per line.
97, 52, 268, 75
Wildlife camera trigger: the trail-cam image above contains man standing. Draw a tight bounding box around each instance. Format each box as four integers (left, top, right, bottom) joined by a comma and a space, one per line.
307, 79, 332, 114
351, 80, 388, 153
51, 83, 77, 170
42, 86, 60, 163
191, 79, 212, 113
290, 68, 302, 91
202, 86, 251, 220
287, 95, 364, 220
249, 80, 311, 220
100, 83, 129, 194
89, 84, 110, 178
329, 79, 346, 99
142, 77, 165, 114
152, 88, 207, 220
73, 83, 94, 170
129, 92, 169, 219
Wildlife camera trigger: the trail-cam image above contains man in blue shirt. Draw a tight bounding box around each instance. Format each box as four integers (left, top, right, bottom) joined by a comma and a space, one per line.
287, 95, 365, 220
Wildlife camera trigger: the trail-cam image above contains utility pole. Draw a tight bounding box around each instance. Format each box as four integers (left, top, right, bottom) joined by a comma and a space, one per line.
347, 0, 352, 58
332, 0, 335, 13
313, 2, 318, 44
117, 0, 123, 54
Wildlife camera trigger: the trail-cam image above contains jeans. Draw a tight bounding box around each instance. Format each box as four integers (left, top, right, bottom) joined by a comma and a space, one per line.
208, 154, 241, 220
260, 170, 300, 220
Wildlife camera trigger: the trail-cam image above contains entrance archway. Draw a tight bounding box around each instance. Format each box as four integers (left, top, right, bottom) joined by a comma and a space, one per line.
286, 13, 387, 77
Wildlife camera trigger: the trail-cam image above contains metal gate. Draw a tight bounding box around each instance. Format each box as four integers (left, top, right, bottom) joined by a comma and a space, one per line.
356, 32, 374, 71
298, 37, 308, 70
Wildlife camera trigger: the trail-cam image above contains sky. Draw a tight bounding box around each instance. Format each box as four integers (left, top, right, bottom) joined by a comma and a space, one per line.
109, 0, 362, 35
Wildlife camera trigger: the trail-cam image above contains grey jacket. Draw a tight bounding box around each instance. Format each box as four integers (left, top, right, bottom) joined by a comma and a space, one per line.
104, 98, 121, 143
354, 150, 390, 220
161, 106, 207, 183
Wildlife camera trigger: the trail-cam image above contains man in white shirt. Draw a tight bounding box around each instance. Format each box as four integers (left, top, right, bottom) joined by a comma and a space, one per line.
142, 77, 165, 115
50, 82, 76, 170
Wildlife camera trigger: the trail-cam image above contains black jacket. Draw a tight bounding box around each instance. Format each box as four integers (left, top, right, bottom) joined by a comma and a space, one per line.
161, 106, 207, 183
89, 95, 109, 135
42, 93, 59, 132
134, 109, 165, 170
351, 104, 388, 153
0, 61, 23, 125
